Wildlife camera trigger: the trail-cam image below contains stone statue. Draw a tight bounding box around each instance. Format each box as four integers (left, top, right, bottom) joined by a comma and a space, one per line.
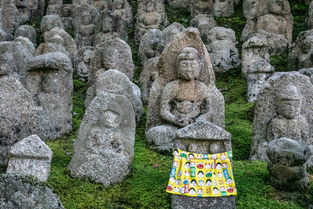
74, 4, 99, 49
146, 28, 225, 152
241, 0, 293, 55
135, 0, 168, 42
146, 27, 235, 209
25, 52, 73, 140
69, 92, 136, 186
267, 137, 310, 191
251, 72, 313, 170
46, 0, 62, 15
93, 15, 120, 46
75, 46, 95, 82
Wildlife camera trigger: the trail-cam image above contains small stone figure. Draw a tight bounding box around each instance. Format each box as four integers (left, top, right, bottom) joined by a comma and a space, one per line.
241, 35, 271, 76
213, 0, 234, 17
251, 72, 313, 170
25, 52, 73, 140
206, 27, 240, 73
190, 14, 217, 42
267, 137, 310, 191
68, 92, 136, 186
46, 0, 63, 15
167, 0, 191, 8
246, 59, 274, 102
190, 0, 214, 17
140, 57, 159, 104
40, 14, 64, 33
93, 15, 120, 46
6, 135, 52, 182
241, 0, 293, 55
75, 47, 95, 82
14, 25, 37, 46
135, 0, 168, 42
74, 4, 99, 49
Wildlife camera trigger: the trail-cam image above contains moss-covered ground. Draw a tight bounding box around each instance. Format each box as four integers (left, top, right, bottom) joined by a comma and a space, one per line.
42, 1, 313, 208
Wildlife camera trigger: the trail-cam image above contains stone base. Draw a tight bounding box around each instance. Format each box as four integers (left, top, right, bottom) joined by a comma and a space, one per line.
172, 195, 235, 209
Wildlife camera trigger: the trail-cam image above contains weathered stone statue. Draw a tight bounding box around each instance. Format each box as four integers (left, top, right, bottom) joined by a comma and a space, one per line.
40, 14, 64, 33
241, 35, 271, 76
146, 28, 225, 152
68, 92, 136, 186
37, 27, 78, 61
146, 27, 235, 209
267, 137, 310, 191
60, 4, 75, 31
85, 69, 143, 122
75, 46, 95, 82
91, 38, 135, 81
246, 59, 274, 102
206, 27, 240, 73
74, 4, 99, 49
0, 75, 38, 166
1, 0, 31, 39
251, 72, 313, 170
140, 57, 159, 104
135, 0, 168, 42
167, 0, 191, 8
93, 15, 120, 46
46, 0, 63, 15
190, 0, 214, 17
14, 36, 36, 55
25, 52, 73, 140
108, 0, 133, 30
289, 29, 313, 70
241, 0, 293, 55
14, 25, 37, 46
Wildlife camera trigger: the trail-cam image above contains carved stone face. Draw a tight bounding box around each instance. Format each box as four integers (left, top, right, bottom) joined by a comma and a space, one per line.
46, 34, 64, 46
146, 2, 156, 12
102, 17, 114, 32
81, 12, 92, 25
277, 99, 301, 119
177, 47, 201, 81
112, 0, 124, 9
178, 59, 200, 81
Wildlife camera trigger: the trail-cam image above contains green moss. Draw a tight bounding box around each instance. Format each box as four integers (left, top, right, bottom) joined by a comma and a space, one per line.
72, 77, 88, 131
290, 2, 309, 40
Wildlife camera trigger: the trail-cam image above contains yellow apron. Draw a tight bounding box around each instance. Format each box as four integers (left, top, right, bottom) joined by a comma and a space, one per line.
166, 149, 237, 197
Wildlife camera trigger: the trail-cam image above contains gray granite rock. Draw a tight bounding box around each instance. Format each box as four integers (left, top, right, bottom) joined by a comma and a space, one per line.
69, 92, 136, 186
6, 135, 52, 182
267, 137, 310, 191
0, 174, 64, 209
91, 38, 134, 81
25, 52, 73, 140
85, 69, 143, 122
0, 76, 38, 166
146, 125, 177, 152
251, 72, 313, 170
14, 25, 37, 46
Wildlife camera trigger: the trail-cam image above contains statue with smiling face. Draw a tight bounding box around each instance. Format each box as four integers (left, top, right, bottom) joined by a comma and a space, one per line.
160, 47, 211, 127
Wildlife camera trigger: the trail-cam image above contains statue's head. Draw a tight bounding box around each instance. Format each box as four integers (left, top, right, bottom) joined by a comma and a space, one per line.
45, 32, 64, 45
113, 0, 124, 9
177, 47, 201, 81
102, 17, 114, 32
81, 11, 92, 25
146, 2, 156, 12
276, 85, 302, 119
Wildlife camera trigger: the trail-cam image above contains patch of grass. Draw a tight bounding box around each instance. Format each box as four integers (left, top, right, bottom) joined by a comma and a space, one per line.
72, 77, 88, 131
165, 6, 191, 27
270, 53, 290, 72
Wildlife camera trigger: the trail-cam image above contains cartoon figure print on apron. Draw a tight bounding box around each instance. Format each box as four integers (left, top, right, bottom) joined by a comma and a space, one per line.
166, 149, 237, 197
